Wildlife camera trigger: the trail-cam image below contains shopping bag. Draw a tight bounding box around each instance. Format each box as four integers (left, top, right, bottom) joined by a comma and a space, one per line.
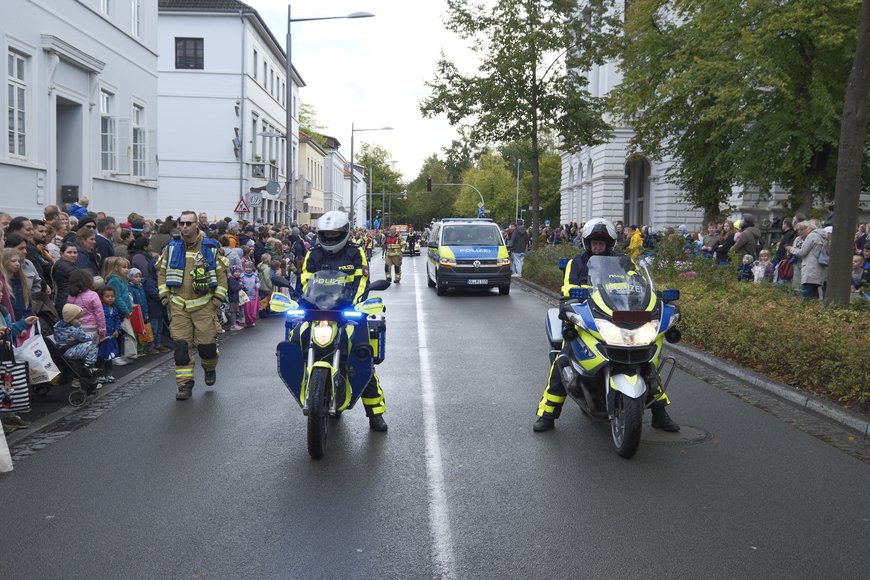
120, 317, 138, 360
130, 304, 146, 334
776, 257, 795, 281
13, 322, 60, 384
0, 336, 31, 414
137, 322, 154, 344
238, 291, 250, 306
0, 422, 13, 472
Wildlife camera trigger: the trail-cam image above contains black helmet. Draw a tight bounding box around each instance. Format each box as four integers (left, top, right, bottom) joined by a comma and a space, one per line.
581, 218, 617, 255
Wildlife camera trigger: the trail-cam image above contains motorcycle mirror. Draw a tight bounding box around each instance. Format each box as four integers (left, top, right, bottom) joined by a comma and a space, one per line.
665, 328, 682, 344
368, 279, 391, 292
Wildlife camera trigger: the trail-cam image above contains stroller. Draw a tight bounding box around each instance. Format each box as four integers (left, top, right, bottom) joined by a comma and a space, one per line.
30, 294, 101, 406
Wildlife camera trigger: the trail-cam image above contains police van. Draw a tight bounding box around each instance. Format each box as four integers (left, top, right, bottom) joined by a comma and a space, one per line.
426, 218, 511, 296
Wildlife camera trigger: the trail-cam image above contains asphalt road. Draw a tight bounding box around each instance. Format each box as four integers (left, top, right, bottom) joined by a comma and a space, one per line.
1, 254, 869, 579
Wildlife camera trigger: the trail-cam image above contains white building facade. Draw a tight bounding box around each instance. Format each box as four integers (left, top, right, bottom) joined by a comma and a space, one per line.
157, 0, 300, 224
1, 0, 159, 219
322, 135, 346, 215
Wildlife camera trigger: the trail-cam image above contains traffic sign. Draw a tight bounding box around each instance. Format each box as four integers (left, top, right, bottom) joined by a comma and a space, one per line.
477, 201, 484, 209
477, 207, 485, 218
247, 192, 262, 207
234, 198, 250, 213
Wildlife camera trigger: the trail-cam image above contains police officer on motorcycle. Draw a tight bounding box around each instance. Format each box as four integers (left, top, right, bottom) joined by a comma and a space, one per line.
296, 211, 388, 431
533, 218, 680, 433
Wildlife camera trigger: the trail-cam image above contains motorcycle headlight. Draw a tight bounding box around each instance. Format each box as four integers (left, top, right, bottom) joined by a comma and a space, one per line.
594, 319, 659, 346
312, 321, 336, 347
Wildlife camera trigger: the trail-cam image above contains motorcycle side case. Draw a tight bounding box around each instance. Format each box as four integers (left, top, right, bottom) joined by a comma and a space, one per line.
277, 340, 305, 406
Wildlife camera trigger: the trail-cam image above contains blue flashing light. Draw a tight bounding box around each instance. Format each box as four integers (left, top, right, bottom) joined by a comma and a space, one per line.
558, 258, 570, 271
284, 309, 306, 319
343, 310, 365, 319
662, 289, 680, 302
569, 287, 589, 301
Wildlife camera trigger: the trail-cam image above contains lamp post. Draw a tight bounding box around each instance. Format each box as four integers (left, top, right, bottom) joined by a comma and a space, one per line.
349, 124, 393, 228
286, 6, 373, 225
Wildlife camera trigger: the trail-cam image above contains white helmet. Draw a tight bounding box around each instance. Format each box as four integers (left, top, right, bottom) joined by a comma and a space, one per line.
582, 218, 617, 255
316, 211, 351, 254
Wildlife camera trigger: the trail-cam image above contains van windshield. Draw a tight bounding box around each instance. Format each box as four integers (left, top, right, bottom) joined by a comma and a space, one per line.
442, 225, 503, 246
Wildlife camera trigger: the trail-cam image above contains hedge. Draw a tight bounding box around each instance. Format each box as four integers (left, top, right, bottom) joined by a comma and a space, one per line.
522, 240, 870, 409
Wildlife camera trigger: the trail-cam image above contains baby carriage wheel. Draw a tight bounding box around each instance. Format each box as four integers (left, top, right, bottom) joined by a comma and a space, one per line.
68, 388, 87, 407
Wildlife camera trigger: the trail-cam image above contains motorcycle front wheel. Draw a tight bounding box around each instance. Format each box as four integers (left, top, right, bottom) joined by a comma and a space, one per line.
611, 393, 643, 459
307, 367, 331, 460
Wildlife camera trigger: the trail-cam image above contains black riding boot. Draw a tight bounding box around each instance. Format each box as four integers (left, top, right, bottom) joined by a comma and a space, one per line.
650, 403, 680, 432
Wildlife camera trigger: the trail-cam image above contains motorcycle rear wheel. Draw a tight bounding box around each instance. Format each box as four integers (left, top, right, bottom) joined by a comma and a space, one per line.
611, 393, 643, 459
307, 367, 330, 460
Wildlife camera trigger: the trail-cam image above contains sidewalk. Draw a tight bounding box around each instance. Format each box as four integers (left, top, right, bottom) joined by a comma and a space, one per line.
512, 275, 870, 441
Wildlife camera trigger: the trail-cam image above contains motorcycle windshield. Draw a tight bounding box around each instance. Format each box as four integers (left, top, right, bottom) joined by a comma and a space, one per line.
302, 270, 355, 310
587, 255, 655, 311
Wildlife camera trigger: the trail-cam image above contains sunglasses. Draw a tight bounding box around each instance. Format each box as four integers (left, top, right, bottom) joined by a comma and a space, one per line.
178, 221, 195, 226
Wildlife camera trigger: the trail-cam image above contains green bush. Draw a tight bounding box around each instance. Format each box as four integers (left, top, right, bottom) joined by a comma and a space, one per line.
524, 246, 870, 408
522, 243, 579, 292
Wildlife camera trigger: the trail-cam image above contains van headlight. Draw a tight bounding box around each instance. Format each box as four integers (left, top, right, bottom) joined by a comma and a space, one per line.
497, 257, 510, 267
312, 321, 336, 346
594, 319, 659, 346
439, 257, 456, 266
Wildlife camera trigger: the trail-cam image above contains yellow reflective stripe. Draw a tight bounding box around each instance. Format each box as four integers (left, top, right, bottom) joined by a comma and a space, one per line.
561, 259, 575, 296
213, 286, 227, 298
158, 284, 169, 294
541, 404, 556, 413
361, 396, 382, 405
544, 392, 566, 404
175, 368, 194, 377
646, 292, 657, 312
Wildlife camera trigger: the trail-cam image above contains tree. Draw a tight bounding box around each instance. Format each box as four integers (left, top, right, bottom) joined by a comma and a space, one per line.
611, 0, 866, 216
421, 0, 619, 248
299, 102, 327, 148
356, 143, 403, 227
442, 126, 483, 182
402, 155, 458, 226
828, 0, 870, 305
458, 150, 515, 221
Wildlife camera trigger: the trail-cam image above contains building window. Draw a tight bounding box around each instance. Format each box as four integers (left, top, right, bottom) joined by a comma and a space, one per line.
253, 49, 258, 80
101, 0, 110, 15
132, 104, 145, 176
251, 114, 259, 160
270, 69, 274, 96
175, 38, 203, 69
131, 0, 141, 36
263, 60, 267, 85
100, 91, 115, 171
7, 50, 26, 157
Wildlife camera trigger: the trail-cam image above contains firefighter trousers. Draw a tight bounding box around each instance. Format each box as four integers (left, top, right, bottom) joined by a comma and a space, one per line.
169, 302, 220, 387
385, 254, 403, 282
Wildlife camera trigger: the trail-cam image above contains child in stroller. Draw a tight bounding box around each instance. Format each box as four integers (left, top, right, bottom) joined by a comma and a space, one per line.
52, 304, 104, 402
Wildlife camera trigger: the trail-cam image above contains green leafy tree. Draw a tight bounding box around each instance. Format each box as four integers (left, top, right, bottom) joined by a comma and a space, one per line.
401, 155, 457, 226
299, 102, 327, 148
356, 143, 403, 227
611, 0, 866, 217
456, 150, 515, 221
421, 0, 620, 248
442, 126, 483, 182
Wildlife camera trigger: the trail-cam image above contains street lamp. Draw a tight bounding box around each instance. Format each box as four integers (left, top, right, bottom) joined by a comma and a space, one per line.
349, 124, 393, 228
286, 6, 374, 225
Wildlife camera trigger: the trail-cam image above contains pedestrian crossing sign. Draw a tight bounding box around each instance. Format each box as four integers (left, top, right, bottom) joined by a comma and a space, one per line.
234, 198, 250, 213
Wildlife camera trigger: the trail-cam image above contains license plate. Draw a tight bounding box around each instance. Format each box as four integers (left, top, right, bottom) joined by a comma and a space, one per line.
467, 279, 488, 285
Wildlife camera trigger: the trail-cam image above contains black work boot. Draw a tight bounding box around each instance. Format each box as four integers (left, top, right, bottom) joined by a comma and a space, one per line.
533, 417, 555, 432
176, 381, 194, 401
651, 405, 680, 432
369, 415, 388, 432
204, 369, 216, 386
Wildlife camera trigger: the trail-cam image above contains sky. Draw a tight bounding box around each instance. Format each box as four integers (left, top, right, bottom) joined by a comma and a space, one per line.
245, 0, 480, 182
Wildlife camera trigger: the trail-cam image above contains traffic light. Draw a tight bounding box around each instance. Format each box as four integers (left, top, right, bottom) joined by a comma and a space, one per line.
426, 177, 432, 192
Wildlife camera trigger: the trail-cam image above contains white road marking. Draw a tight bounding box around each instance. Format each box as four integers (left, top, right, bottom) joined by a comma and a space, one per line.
413, 260, 457, 579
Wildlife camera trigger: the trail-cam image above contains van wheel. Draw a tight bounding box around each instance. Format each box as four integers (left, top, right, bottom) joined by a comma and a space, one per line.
427, 272, 436, 288
436, 278, 447, 296
498, 285, 510, 296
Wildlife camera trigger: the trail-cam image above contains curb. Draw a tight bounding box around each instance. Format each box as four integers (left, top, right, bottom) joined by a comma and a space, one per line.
512, 275, 870, 440
5, 351, 174, 447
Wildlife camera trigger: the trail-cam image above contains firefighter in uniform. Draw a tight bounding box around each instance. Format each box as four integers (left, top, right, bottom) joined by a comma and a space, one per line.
157, 211, 229, 401
532, 218, 680, 433
296, 211, 388, 431
383, 226, 407, 283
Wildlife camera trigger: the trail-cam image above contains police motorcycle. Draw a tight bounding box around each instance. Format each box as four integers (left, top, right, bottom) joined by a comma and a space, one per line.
545, 255, 682, 459
269, 272, 390, 459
